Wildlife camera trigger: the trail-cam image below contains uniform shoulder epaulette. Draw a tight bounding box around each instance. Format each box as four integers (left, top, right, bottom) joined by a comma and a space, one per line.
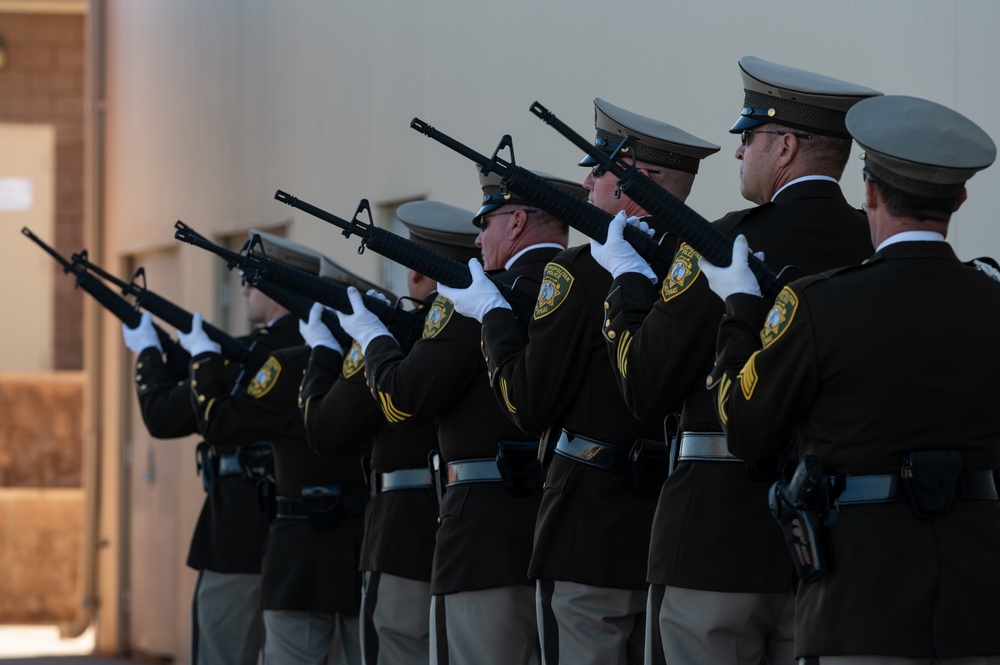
968, 257, 1000, 283
714, 205, 767, 236
559, 244, 590, 265
794, 261, 870, 291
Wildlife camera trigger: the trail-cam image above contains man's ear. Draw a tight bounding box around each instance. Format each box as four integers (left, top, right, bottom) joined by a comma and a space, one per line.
952, 188, 968, 213
507, 209, 529, 240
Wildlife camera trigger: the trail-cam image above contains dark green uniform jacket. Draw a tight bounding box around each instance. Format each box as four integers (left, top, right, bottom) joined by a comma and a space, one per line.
362, 248, 558, 596
302, 341, 439, 582
718, 241, 1000, 658
605, 180, 872, 592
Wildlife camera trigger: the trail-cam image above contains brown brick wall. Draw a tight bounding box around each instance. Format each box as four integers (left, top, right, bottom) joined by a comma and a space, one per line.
0, 373, 84, 622
0, 373, 83, 488
0, 489, 82, 622
0, 13, 86, 370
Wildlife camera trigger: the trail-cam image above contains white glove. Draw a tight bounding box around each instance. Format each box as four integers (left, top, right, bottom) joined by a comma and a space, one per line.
336, 286, 393, 354
437, 258, 511, 323
299, 302, 343, 354
178, 311, 222, 356
698, 234, 763, 301
122, 311, 163, 355
365, 288, 392, 305
590, 210, 657, 281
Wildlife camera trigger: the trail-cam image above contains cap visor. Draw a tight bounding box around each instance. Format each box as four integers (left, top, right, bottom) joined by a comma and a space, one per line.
729, 116, 765, 133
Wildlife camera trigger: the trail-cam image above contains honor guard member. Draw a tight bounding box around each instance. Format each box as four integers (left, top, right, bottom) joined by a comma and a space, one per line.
591, 58, 880, 665
181, 232, 370, 665
702, 95, 1000, 665
300, 201, 478, 665
336, 175, 572, 665
121, 273, 296, 664
441, 101, 717, 665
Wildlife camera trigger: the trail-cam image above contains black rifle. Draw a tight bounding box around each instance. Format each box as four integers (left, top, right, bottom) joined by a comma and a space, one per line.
529, 101, 785, 299
409, 118, 673, 274
71, 250, 270, 376
273, 191, 538, 326
22, 227, 190, 382
172, 221, 425, 350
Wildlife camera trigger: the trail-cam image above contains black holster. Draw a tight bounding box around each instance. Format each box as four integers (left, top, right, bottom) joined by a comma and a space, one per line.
195, 441, 218, 493
768, 454, 838, 584
256, 475, 277, 519
301, 484, 345, 528
236, 441, 274, 482
497, 440, 543, 497
629, 438, 672, 498
428, 450, 445, 501
900, 450, 963, 520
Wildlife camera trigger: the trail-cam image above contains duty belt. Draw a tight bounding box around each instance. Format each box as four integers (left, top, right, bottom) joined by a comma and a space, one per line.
676, 432, 738, 462
445, 459, 502, 487
374, 467, 435, 493
837, 469, 999, 505
554, 430, 631, 475
275, 493, 368, 520
217, 454, 243, 477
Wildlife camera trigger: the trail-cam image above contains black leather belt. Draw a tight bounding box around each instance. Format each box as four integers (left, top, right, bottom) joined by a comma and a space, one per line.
837, 469, 999, 505
217, 454, 242, 477
376, 467, 434, 492
275, 492, 368, 519
676, 433, 738, 462
445, 459, 502, 486
554, 430, 631, 475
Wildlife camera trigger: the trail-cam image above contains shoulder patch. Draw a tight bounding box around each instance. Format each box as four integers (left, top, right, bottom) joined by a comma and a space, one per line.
423, 295, 455, 339
534, 262, 574, 320
342, 341, 365, 378
247, 356, 282, 398
661, 243, 701, 302
760, 287, 799, 348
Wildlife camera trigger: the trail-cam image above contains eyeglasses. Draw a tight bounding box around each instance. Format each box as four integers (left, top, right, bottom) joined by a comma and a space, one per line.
740, 130, 813, 147
479, 208, 539, 228
591, 165, 663, 178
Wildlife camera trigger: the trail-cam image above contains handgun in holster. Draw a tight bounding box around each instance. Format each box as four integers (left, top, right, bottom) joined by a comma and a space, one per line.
629, 438, 672, 498
428, 450, 445, 501
236, 440, 274, 482
195, 441, 218, 493
768, 454, 839, 584
301, 484, 343, 528
497, 440, 544, 497
536, 425, 561, 470
256, 475, 277, 519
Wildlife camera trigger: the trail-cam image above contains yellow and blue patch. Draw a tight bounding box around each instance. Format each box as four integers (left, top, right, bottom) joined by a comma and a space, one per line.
661, 243, 700, 302
423, 295, 454, 339
760, 287, 798, 348
247, 356, 282, 399
342, 341, 365, 378
534, 262, 574, 320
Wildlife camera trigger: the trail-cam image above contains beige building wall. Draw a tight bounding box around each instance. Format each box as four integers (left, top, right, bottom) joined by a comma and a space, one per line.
95, 0, 1000, 660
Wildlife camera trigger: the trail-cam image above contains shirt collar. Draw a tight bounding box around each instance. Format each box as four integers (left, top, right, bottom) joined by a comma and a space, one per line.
771, 175, 838, 202
505, 243, 565, 270
876, 230, 946, 252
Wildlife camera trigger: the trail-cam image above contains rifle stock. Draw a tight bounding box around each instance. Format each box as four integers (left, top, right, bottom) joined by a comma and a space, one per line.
273, 191, 538, 325
409, 118, 672, 270
21, 227, 189, 381
529, 101, 783, 299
